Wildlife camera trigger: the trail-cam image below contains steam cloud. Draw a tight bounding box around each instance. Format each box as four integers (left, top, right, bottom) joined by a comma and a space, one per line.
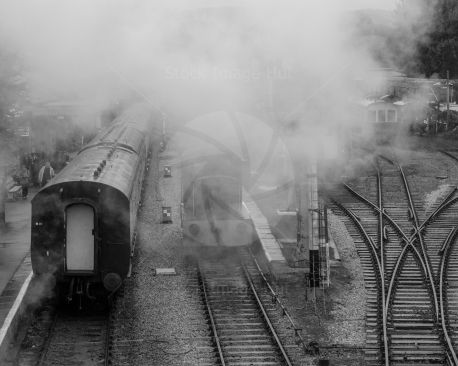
0, 0, 433, 173
0, 1, 394, 119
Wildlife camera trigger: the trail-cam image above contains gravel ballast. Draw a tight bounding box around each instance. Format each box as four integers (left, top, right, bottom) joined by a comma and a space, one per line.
110, 141, 211, 366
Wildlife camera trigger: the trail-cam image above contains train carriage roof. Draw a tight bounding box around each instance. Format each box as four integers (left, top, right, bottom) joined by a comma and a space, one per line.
36, 105, 152, 198
81, 104, 152, 154
46, 146, 141, 197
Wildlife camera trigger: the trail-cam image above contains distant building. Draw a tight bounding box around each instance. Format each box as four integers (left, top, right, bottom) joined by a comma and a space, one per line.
360, 95, 403, 124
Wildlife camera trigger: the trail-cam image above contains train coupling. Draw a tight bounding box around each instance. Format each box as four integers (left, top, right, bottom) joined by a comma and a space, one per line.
67, 277, 75, 303
86, 282, 96, 300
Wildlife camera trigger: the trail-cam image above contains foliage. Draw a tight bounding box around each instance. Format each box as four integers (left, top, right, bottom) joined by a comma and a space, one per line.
348, 0, 458, 78
390, 0, 458, 78
418, 0, 458, 78
0, 47, 27, 132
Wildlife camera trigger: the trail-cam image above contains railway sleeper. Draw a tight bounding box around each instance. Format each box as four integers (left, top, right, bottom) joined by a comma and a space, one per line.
221, 340, 276, 346
223, 347, 280, 353
222, 356, 282, 362
215, 324, 267, 330
218, 329, 272, 335
390, 347, 444, 354
389, 322, 437, 329
221, 362, 282, 366
213, 311, 265, 317
219, 334, 275, 341
390, 354, 445, 361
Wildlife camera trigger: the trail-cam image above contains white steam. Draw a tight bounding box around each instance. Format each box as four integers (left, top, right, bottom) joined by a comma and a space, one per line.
0, 0, 389, 118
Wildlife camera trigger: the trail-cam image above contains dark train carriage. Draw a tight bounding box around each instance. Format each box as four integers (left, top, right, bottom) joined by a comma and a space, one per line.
31, 105, 152, 301
181, 155, 255, 247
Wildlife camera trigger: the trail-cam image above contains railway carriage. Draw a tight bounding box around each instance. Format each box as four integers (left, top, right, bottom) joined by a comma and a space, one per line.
181, 155, 255, 247
31, 105, 154, 302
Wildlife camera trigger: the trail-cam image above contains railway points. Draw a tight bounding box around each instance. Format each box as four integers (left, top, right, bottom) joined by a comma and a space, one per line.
328, 150, 458, 365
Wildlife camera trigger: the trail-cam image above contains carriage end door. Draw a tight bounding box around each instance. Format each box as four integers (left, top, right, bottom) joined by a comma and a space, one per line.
65, 204, 95, 273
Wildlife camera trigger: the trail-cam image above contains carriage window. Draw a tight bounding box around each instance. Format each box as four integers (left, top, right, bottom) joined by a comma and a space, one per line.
387, 110, 396, 122
378, 110, 386, 123
368, 110, 377, 122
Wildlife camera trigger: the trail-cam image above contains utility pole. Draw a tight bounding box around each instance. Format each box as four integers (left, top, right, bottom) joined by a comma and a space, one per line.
447, 70, 450, 130
296, 162, 311, 269
0, 169, 6, 225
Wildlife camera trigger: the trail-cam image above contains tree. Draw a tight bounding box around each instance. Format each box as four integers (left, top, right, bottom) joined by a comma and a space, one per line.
411, 0, 458, 78
0, 46, 26, 224
342, 2, 435, 76
0, 47, 26, 132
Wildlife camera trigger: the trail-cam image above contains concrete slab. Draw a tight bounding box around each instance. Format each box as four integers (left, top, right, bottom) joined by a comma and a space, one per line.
0, 188, 39, 363
0, 256, 33, 364
244, 198, 298, 280
0, 197, 31, 296
154, 268, 177, 276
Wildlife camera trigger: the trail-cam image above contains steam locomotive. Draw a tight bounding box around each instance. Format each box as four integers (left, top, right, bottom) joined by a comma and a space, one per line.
31, 105, 155, 303
181, 154, 255, 247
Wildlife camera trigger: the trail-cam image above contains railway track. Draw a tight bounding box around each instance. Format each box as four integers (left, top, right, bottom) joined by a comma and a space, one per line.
196, 247, 295, 366
16, 304, 112, 366
327, 153, 458, 365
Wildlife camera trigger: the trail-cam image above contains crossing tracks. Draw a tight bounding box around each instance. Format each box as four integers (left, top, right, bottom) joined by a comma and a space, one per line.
328, 153, 458, 365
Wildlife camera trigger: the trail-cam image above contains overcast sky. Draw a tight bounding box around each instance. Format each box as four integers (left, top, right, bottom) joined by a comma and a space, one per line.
345, 0, 397, 10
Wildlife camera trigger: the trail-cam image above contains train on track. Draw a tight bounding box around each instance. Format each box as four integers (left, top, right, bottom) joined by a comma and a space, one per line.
181, 154, 255, 247
31, 104, 155, 303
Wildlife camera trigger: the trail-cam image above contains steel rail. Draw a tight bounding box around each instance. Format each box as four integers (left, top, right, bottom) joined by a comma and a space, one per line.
374, 164, 390, 366
331, 199, 387, 362
104, 307, 114, 366
438, 149, 458, 363
343, 181, 458, 246
37, 311, 58, 366
378, 155, 395, 165
340, 171, 443, 363
336, 192, 439, 364
439, 149, 458, 163
240, 264, 293, 366
246, 248, 308, 352
342, 183, 408, 241
438, 225, 458, 364
407, 188, 458, 243
197, 264, 226, 366
396, 162, 439, 321
333, 156, 458, 364
336, 165, 453, 365
378, 154, 440, 320
384, 240, 431, 320
331, 200, 383, 274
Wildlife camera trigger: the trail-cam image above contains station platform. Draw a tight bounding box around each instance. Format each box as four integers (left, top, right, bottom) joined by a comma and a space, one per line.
0, 192, 34, 362
0, 197, 32, 294
244, 198, 301, 281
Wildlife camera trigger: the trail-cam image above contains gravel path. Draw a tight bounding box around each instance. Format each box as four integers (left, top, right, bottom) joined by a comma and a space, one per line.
326, 211, 366, 348
110, 141, 210, 366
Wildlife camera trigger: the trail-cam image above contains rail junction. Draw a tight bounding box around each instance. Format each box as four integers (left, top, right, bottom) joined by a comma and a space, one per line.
328, 151, 458, 365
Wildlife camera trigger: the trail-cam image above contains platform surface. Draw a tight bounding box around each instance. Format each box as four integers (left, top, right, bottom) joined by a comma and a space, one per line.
244, 198, 287, 263
0, 196, 32, 296
0, 191, 35, 362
